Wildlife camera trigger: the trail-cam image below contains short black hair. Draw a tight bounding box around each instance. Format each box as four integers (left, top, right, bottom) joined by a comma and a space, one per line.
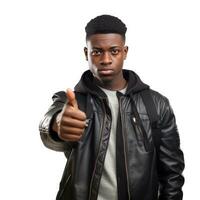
85, 14, 127, 40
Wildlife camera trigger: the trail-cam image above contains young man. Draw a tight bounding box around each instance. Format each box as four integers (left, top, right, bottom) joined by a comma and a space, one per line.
39, 15, 184, 200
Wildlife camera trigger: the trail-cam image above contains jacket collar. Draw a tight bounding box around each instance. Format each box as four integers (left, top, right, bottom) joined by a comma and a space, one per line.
74, 69, 149, 98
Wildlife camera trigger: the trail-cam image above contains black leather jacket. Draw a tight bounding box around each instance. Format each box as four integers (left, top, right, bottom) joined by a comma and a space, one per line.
39, 70, 184, 200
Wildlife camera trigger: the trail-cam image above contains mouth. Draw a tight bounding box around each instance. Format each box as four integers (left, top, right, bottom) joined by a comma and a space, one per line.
98, 69, 114, 76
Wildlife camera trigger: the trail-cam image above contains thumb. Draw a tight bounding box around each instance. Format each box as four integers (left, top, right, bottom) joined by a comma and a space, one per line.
66, 88, 78, 109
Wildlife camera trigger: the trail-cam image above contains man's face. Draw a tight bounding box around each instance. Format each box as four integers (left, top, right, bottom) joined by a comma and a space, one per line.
84, 33, 128, 86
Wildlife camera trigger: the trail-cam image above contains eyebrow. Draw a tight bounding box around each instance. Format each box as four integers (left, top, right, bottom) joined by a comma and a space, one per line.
92, 46, 122, 50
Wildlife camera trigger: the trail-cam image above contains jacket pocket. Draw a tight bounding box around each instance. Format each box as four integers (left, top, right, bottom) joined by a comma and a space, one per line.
132, 116, 144, 141
131, 115, 152, 152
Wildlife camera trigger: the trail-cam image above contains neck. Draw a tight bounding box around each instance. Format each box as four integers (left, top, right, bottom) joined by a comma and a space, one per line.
94, 76, 127, 91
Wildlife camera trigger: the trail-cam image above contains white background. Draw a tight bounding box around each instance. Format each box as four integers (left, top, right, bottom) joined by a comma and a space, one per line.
0, 0, 199, 199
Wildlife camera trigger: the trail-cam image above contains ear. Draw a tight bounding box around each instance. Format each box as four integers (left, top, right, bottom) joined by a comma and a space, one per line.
84, 47, 88, 61
123, 46, 128, 60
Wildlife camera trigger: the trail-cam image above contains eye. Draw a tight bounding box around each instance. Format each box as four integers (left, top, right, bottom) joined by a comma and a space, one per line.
111, 49, 120, 55
91, 50, 101, 56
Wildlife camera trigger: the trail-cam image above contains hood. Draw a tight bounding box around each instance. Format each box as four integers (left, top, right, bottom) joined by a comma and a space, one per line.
74, 69, 149, 98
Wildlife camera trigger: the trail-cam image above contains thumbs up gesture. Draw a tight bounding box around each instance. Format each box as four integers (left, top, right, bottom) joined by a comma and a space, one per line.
55, 89, 87, 142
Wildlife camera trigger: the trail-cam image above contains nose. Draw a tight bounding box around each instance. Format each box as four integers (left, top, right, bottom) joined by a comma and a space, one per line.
100, 52, 112, 65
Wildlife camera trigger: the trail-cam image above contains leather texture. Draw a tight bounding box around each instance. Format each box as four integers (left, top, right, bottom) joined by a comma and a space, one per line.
39, 70, 184, 200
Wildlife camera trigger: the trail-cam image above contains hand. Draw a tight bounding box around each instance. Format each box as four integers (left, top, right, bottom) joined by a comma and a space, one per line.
55, 89, 87, 142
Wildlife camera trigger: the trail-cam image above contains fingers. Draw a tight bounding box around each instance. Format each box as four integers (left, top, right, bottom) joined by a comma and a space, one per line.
60, 126, 84, 136
59, 133, 83, 142
61, 116, 86, 129
64, 106, 86, 121
66, 88, 78, 109
59, 122, 85, 142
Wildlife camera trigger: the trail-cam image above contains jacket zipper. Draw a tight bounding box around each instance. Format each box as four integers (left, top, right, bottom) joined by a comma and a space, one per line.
133, 117, 144, 139
133, 116, 149, 151
119, 98, 131, 200
88, 98, 107, 200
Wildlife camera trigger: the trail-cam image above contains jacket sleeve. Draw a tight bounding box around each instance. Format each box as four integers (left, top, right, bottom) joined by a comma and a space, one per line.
39, 91, 72, 153
157, 97, 185, 200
